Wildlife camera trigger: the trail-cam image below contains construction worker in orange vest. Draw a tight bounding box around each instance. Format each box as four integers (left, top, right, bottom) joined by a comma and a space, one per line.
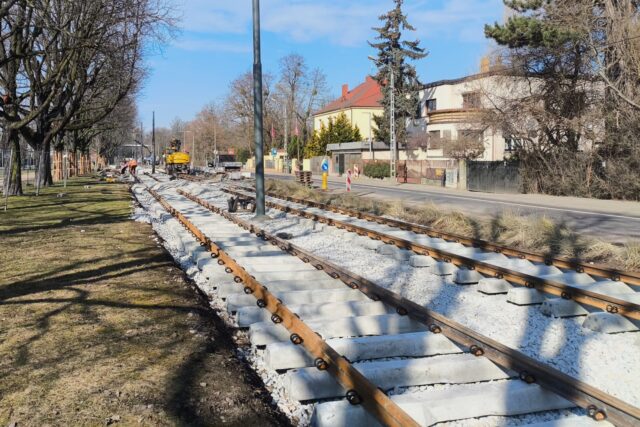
129, 158, 138, 175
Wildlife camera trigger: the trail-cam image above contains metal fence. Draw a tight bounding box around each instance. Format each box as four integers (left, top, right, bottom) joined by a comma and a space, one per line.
0, 148, 37, 169
1, 148, 38, 188
467, 160, 521, 194
397, 159, 459, 185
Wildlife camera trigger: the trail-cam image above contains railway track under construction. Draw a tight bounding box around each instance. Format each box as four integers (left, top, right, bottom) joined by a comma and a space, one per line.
132, 172, 639, 427
220, 183, 640, 333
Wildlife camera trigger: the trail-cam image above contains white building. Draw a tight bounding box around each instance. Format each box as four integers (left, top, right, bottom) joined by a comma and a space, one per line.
413, 64, 510, 161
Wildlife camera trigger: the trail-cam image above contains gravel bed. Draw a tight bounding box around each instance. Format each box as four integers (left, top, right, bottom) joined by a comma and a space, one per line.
133, 176, 640, 425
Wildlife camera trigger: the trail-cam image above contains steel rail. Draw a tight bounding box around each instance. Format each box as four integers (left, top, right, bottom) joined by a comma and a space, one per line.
233, 182, 640, 287
143, 172, 160, 182
144, 186, 419, 427
179, 188, 640, 427
222, 186, 640, 321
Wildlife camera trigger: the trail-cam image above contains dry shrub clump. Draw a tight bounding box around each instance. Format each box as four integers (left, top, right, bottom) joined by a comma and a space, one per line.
265, 179, 637, 271
620, 243, 640, 271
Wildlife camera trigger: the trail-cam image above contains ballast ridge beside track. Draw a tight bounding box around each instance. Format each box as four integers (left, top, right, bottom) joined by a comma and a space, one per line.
132, 172, 640, 427
178, 187, 640, 427
143, 183, 419, 427
222, 185, 640, 323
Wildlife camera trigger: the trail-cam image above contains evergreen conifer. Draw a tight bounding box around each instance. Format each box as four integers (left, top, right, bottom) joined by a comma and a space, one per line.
368, 0, 427, 146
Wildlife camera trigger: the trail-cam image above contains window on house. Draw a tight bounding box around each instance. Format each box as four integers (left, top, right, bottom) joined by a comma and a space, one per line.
428, 130, 442, 149
462, 92, 482, 109
442, 130, 452, 140
426, 99, 437, 112
504, 136, 523, 152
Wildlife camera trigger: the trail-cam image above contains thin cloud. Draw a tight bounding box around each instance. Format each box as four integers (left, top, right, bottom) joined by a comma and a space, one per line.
179, 0, 503, 48
174, 38, 251, 54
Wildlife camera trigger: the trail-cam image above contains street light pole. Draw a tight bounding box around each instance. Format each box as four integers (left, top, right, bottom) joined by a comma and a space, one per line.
284, 103, 288, 173
152, 111, 156, 174
252, 0, 266, 217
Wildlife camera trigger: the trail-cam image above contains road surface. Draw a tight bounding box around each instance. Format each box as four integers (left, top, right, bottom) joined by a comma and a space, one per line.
267, 174, 640, 243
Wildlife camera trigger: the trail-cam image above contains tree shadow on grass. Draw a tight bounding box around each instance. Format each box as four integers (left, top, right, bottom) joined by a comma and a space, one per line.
0, 211, 131, 236
1, 251, 290, 426
0, 253, 172, 301
163, 290, 292, 427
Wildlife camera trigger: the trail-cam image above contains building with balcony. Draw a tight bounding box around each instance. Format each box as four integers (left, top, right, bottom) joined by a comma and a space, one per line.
413, 60, 510, 161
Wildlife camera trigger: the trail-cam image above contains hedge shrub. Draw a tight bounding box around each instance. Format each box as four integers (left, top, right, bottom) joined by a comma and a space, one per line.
363, 161, 390, 179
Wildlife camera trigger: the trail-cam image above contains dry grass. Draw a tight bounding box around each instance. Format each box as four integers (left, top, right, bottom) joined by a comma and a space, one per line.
266, 179, 638, 271
0, 179, 287, 427
620, 242, 640, 271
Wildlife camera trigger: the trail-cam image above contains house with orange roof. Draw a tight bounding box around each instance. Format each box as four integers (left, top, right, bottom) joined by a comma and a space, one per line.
313, 76, 383, 142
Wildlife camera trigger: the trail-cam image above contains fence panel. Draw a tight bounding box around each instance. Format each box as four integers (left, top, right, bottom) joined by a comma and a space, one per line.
467, 161, 521, 194
398, 161, 447, 186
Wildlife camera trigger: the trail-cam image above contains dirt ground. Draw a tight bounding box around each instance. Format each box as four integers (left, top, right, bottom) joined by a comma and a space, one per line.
0, 179, 289, 426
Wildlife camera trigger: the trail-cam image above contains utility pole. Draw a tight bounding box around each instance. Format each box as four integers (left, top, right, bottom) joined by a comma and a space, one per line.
390, 66, 397, 179
252, 0, 266, 217
139, 121, 143, 163
152, 112, 156, 173
284, 103, 288, 173
369, 55, 397, 178
191, 131, 196, 170
213, 113, 217, 167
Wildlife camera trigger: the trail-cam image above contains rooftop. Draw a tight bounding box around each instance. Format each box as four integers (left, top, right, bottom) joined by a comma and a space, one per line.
315, 76, 383, 115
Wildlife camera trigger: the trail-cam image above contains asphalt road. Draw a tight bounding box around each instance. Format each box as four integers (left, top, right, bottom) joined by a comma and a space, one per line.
267, 174, 640, 243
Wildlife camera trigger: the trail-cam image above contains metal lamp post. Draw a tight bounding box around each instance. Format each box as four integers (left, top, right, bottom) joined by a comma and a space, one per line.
152, 112, 156, 174
253, 0, 266, 217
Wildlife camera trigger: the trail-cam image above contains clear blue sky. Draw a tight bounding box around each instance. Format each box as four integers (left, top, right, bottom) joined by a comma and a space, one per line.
138, 0, 505, 128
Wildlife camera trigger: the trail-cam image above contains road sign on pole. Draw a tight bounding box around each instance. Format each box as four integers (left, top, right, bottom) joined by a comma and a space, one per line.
321, 158, 329, 191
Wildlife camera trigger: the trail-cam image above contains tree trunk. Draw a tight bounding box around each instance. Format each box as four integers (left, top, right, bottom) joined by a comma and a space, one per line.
53, 148, 64, 181
82, 152, 91, 175
69, 150, 77, 177
97, 154, 107, 170
3, 130, 23, 196
35, 140, 53, 190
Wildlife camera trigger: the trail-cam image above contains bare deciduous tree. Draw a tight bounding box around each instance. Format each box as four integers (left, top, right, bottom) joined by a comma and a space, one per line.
0, 0, 176, 195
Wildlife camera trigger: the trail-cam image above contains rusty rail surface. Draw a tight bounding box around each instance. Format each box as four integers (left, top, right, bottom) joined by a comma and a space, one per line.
232, 182, 640, 287
144, 186, 419, 427
143, 172, 160, 182
178, 188, 640, 427
222, 186, 640, 321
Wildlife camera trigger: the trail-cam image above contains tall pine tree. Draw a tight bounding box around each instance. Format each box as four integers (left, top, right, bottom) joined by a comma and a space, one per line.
369, 0, 427, 148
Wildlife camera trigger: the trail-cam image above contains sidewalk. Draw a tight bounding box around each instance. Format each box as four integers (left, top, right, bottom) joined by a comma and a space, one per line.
267, 171, 640, 219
